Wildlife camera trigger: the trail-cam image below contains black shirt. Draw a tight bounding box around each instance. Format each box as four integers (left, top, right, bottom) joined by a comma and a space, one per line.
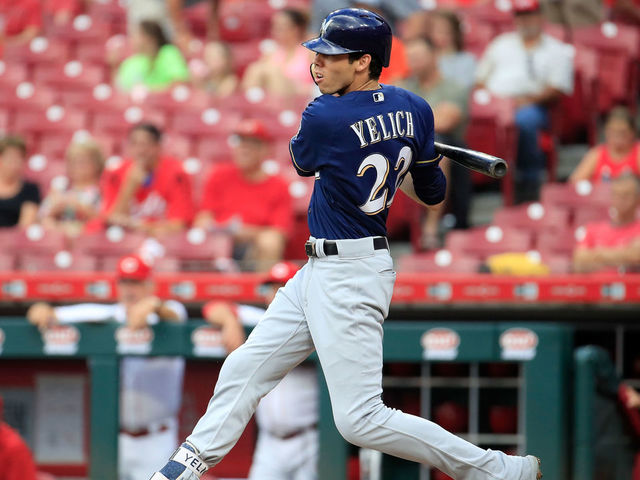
0, 181, 41, 227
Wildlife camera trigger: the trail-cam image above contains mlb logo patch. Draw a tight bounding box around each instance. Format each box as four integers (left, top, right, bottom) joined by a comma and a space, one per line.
373, 92, 384, 103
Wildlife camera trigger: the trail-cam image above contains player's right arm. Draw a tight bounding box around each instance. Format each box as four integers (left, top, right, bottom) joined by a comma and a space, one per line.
289, 100, 331, 177
399, 172, 444, 211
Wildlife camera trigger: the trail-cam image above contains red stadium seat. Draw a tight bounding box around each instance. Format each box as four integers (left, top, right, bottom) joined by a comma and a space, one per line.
230, 40, 263, 76
445, 226, 533, 258
163, 133, 194, 159
573, 206, 611, 228
459, 2, 514, 35
33, 61, 106, 92
535, 227, 582, 256
397, 251, 482, 273
1, 226, 68, 255
87, 1, 127, 35
3, 38, 71, 67
143, 86, 212, 114
169, 108, 241, 140
162, 230, 233, 261
38, 131, 117, 159
24, 154, 67, 194
218, 0, 272, 42
14, 107, 87, 139
0, 252, 16, 271
92, 107, 166, 136
46, 15, 111, 47
572, 22, 640, 113
61, 83, 132, 114
73, 229, 147, 257
194, 137, 234, 164
101, 254, 182, 273
462, 17, 495, 58
18, 251, 98, 272
0, 83, 57, 113
492, 202, 571, 234
466, 89, 518, 204
0, 61, 28, 89
540, 181, 610, 212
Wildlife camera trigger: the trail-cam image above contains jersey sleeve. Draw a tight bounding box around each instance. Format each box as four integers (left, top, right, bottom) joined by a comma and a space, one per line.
410, 99, 446, 205
289, 99, 331, 177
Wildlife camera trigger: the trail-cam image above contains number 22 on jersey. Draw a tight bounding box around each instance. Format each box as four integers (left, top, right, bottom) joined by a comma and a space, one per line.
357, 146, 412, 215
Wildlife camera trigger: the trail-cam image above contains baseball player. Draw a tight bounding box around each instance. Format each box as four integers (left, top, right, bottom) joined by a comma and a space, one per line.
27, 254, 187, 480
202, 261, 318, 480
151, 8, 542, 480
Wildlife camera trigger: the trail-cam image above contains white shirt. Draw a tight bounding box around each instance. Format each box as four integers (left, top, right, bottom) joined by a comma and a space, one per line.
237, 305, 319, 437
54, 301, 187, 432
475, 32, 574, 98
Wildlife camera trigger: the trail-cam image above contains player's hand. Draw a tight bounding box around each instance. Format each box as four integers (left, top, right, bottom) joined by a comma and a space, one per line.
127, 296, 161, 330
624, 385, 640, 409
27, 302, 57, 330
204, 302, 246, 352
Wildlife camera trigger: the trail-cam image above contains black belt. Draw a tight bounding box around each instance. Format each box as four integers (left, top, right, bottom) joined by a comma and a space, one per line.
305, 237, 389, 257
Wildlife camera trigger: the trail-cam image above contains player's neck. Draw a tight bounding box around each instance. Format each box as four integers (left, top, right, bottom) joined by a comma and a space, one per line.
341, 77, 380, 95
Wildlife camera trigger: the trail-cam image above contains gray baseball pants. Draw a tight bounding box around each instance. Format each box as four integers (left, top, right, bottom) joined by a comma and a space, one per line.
187, 237, 537, 480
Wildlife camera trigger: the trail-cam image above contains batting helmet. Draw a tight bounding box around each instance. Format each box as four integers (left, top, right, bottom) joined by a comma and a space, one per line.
302, 8, 392, 68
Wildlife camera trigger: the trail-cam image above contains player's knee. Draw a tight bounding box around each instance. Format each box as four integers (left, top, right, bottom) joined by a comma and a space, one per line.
333, 410, 372, 447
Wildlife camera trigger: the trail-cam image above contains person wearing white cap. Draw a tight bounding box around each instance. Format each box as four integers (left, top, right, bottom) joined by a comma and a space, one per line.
26, 254, 188, 480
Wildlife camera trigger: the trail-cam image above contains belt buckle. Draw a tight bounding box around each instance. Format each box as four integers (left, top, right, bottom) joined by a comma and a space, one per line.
304, 241, 316, 257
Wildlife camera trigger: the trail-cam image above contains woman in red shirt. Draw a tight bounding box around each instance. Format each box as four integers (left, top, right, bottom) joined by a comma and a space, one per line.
570, 107, 640, 183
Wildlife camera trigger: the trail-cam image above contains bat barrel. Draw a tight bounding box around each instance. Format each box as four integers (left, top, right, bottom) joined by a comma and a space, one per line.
434, 142, 508, 179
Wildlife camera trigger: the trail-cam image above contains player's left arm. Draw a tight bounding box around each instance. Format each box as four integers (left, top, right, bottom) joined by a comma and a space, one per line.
403, 99, 446, 210
399, 172, 444, 211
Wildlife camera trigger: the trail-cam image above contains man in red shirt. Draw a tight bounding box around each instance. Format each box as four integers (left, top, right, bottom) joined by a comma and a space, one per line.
100, 124, 194, 237
194, 119, 293, 271
0, 0, 42, 49
0, 397, 38, 480
573, 174, 640, 273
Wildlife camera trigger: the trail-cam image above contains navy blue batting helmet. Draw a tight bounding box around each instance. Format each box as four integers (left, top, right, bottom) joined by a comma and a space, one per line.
302, 8, 392, 68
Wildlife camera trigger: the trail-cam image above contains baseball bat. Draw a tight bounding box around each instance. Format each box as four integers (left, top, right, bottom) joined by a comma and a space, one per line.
434, 142, 508, 179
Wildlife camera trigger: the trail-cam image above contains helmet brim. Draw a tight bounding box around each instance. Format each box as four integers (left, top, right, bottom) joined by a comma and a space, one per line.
302, 36, 362, 56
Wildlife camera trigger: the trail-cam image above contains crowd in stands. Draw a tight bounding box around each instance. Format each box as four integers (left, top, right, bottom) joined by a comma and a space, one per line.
0, 0, 639, 275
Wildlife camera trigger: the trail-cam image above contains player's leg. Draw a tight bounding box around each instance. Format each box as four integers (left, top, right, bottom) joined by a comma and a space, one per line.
305, 252, 539, 480
151, 268, 315, 480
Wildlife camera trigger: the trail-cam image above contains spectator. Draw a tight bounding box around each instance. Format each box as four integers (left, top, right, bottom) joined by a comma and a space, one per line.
403, 37, 471, 247
570, 107, 640, 184
202, 261, 318, 480
191, 41, 238, 97
127, 0, 220, 49
241, 8, 314, 97
311, 0, 419, 32
113, 20, 189, 93
0, 136, 40, 229
430, 10, 477, 90
0, 396, 38, 480
0, 0, 42, 49
194, 119, 293, 272
26, 253, 187, 480
351, 0, 411, 85
572, 174, 640, 273
100, 124, 194, 237
40, 138, 103, 237
475, 0, 573, 203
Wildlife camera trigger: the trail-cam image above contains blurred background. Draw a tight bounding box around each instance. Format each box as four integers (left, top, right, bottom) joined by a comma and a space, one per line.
0, 0, 639, 479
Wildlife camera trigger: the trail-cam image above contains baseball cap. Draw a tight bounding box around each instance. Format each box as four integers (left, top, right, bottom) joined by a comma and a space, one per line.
512, 0, 540, 13
262, 261, 299, 285
117, 254, 152, 281
234, 119, 271, 143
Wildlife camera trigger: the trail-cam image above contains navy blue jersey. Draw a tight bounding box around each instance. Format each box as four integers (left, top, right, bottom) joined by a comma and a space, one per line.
289, 84, 444, 240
